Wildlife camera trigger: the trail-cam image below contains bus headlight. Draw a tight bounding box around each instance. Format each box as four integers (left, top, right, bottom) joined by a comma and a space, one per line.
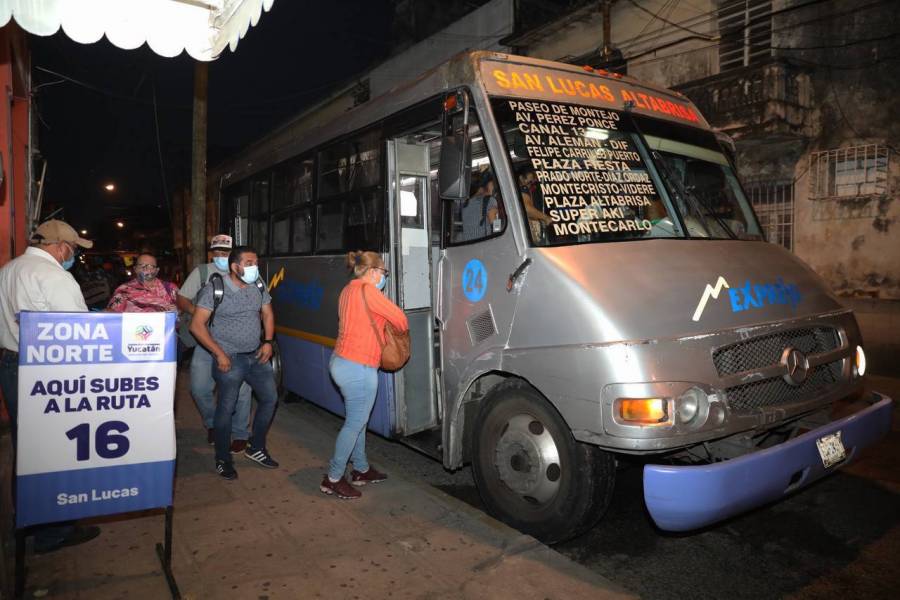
616, 398, 670, 425
675, 387, 707, 424
855, 345, 867, 377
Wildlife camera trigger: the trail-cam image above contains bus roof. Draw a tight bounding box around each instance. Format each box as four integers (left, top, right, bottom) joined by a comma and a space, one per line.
211, 51, 709, 186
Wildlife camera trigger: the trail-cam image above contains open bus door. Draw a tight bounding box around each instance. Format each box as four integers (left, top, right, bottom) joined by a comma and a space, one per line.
387, 139, 439, 435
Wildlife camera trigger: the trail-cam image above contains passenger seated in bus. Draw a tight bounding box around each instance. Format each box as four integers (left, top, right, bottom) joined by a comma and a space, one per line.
459, 169, 499, 242
516, 166, 553, 243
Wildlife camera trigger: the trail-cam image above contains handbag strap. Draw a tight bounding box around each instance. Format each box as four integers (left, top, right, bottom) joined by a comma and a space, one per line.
359, 284, 386, 350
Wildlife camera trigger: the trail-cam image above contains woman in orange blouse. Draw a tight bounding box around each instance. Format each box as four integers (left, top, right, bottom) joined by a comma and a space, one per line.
320, 251, 409, 499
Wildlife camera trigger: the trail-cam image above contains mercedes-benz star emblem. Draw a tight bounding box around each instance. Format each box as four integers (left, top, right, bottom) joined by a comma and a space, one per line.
781, 347, 810, 386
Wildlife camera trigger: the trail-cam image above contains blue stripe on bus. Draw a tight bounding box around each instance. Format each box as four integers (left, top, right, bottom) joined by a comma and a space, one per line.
278, 334, 395, 437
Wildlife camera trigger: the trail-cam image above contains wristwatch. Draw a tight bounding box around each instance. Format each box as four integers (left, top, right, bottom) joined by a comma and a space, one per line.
261, 339, 273, 345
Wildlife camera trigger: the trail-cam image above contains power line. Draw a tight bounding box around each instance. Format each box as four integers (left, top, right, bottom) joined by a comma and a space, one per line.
625, 0, 714, 39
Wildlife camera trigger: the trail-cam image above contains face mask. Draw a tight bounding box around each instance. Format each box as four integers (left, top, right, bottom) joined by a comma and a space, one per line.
375, 273, 387, 291
240, 265, 259, 284
137, 272, 156, 283
213, 257, 229, 271
62, 257, 75, 271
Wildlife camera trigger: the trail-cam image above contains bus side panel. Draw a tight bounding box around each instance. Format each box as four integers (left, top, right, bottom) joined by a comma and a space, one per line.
267, 256, 396, 438
278, 335, 396, 437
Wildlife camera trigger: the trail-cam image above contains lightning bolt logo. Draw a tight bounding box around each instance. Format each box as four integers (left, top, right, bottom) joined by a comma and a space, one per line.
268, 267, 285, 292
692, 276, 730, 322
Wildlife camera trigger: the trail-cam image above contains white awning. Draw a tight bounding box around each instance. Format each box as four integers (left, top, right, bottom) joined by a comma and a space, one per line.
0, 0, 275, 61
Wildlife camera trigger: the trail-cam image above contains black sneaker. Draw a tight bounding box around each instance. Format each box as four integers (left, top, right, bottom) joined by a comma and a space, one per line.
216, 460, 237, 480
244, 446, 279, 469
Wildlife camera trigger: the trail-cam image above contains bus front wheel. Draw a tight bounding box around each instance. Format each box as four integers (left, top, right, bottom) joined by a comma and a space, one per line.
471, 380, 615, 544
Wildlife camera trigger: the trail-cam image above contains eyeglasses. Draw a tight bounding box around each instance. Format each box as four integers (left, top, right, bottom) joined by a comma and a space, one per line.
372, 267, 390, 277
136, 264, 159, 271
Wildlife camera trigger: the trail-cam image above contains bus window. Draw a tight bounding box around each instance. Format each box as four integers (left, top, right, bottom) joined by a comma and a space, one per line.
273, 156, 314, 210
291, 208, 313, 253
250, 172, 271, 254
271, 212, 290, 254
445, 114, 506, 245
316, 131, 384, 253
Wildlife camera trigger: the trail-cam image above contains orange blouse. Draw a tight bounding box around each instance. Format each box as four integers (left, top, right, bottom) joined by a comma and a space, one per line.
334, 279, 409, 368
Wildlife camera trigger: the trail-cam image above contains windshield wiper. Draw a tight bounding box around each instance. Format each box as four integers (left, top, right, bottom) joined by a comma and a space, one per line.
653, 151, 737, 240
620, 104, 736, 240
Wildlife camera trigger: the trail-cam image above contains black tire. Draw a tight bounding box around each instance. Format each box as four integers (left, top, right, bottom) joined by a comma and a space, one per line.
269, 338, 286, 402
471, 380, 615, 544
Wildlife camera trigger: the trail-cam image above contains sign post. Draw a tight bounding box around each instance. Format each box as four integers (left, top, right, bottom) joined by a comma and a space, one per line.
13, 311, 180, 598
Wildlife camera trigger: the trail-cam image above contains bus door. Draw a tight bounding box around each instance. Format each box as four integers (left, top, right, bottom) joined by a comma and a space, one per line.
387, 140, 438, 435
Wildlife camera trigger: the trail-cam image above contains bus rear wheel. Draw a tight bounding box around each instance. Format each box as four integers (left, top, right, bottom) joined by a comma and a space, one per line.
471, 380, 615, 544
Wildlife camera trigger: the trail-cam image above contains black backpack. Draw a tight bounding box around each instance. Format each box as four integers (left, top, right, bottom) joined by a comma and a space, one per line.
207, 273, 266, 327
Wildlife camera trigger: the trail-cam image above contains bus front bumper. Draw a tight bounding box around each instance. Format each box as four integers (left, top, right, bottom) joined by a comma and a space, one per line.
643, 392, 893, 532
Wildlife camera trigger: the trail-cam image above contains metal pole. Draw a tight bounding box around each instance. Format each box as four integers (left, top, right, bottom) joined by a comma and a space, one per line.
155, 506, 181, 599
190, 62, 208, 272
14, 528, 25, 599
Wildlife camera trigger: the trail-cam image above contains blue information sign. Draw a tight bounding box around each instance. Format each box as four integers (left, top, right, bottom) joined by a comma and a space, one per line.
15, 311, 177, 527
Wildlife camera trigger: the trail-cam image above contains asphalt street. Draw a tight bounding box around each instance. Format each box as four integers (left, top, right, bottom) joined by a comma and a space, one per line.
288, 375, 900, 600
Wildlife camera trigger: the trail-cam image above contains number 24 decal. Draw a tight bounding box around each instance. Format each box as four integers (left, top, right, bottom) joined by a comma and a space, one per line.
66, 421, 130, 461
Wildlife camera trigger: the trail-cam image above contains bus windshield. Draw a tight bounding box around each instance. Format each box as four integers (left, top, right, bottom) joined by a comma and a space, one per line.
490, 97, 763, 246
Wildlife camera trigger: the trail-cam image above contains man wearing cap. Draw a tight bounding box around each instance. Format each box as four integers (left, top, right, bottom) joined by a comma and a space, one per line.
176, 234, 252, 451
0, 220, 101, 553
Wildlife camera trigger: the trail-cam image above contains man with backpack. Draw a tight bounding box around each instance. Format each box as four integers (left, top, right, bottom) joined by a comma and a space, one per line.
190, 245, 279, 479
176, 234, 252, 452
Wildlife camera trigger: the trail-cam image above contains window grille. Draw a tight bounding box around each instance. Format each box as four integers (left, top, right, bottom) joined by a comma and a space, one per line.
808, 145, 889, 200
718, 0, 772, 72
746, 180, 793, 250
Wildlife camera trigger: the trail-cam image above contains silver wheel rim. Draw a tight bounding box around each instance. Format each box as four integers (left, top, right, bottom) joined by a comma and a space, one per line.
493, 413, 561, 505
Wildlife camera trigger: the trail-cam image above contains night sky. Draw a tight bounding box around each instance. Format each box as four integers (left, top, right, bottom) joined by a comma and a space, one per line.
30, 1, 394, 249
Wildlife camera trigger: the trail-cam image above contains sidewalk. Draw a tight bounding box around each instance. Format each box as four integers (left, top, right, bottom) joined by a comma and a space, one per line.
4, 368, 633, 600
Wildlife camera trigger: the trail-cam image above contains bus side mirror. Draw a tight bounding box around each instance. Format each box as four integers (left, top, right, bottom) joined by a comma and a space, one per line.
439, 92, 472, 201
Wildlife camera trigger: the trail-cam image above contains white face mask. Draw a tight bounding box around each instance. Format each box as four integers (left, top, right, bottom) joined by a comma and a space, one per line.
240, 265, 259, 284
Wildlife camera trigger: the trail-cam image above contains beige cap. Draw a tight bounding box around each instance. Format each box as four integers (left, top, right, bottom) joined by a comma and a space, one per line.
209, 234, 233, 250
32, 220, 94, 248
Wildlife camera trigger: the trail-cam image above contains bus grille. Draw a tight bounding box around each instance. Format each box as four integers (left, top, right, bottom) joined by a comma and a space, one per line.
723, 360, 842, 411
712, 327, 840, 377
713, 326, 843, 412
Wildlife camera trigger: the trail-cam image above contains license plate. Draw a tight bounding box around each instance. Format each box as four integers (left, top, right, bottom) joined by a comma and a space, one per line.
816, 431, 846, 469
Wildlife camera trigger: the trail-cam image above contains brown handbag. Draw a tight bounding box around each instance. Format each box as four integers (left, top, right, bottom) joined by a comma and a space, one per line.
360, 285, 410, 371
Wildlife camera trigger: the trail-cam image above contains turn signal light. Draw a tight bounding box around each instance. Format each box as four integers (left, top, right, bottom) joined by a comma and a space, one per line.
618, 398, 669, 424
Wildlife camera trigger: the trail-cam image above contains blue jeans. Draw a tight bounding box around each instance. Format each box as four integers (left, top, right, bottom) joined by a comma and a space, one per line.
328, 355, 378, 481
190, 345, 252, 438
212, 353, 279, 464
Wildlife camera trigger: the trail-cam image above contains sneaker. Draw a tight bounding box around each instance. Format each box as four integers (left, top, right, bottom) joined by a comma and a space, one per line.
350, 465, 388, 486
320, 476, 362, 499
216, 460, 237, 480
33, 525, 101, 554
244, 446, 279, 469
207, 428, 215, 446
230, 439, 248, 454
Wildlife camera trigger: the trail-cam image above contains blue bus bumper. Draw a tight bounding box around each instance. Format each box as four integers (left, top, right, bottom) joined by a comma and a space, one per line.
643, 392, 893, 532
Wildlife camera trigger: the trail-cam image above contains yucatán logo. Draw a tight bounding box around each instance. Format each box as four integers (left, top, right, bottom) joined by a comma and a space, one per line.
692, 276, 802, 321
121, 313, 165, 360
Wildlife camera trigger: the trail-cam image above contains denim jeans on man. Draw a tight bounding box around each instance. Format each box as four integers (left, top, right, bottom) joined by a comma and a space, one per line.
328, 355, 378, 481
212, 352, 278, 464
191, 344, 252, 438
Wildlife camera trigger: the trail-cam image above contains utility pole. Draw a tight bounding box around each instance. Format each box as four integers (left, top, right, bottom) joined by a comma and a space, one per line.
600, 0, 615, 64
190, 61, 208, 272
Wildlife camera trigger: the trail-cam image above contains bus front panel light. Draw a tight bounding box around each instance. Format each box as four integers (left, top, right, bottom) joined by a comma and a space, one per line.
675, 387, 707, 425
617, 398, 670, 425
855, 345, 867, 377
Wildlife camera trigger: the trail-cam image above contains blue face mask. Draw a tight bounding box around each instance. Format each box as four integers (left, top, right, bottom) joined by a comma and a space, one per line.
240, 265, 259, 284
213, 257, 229, 271
375, 273, 387, 290
62, 257, 75, 271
